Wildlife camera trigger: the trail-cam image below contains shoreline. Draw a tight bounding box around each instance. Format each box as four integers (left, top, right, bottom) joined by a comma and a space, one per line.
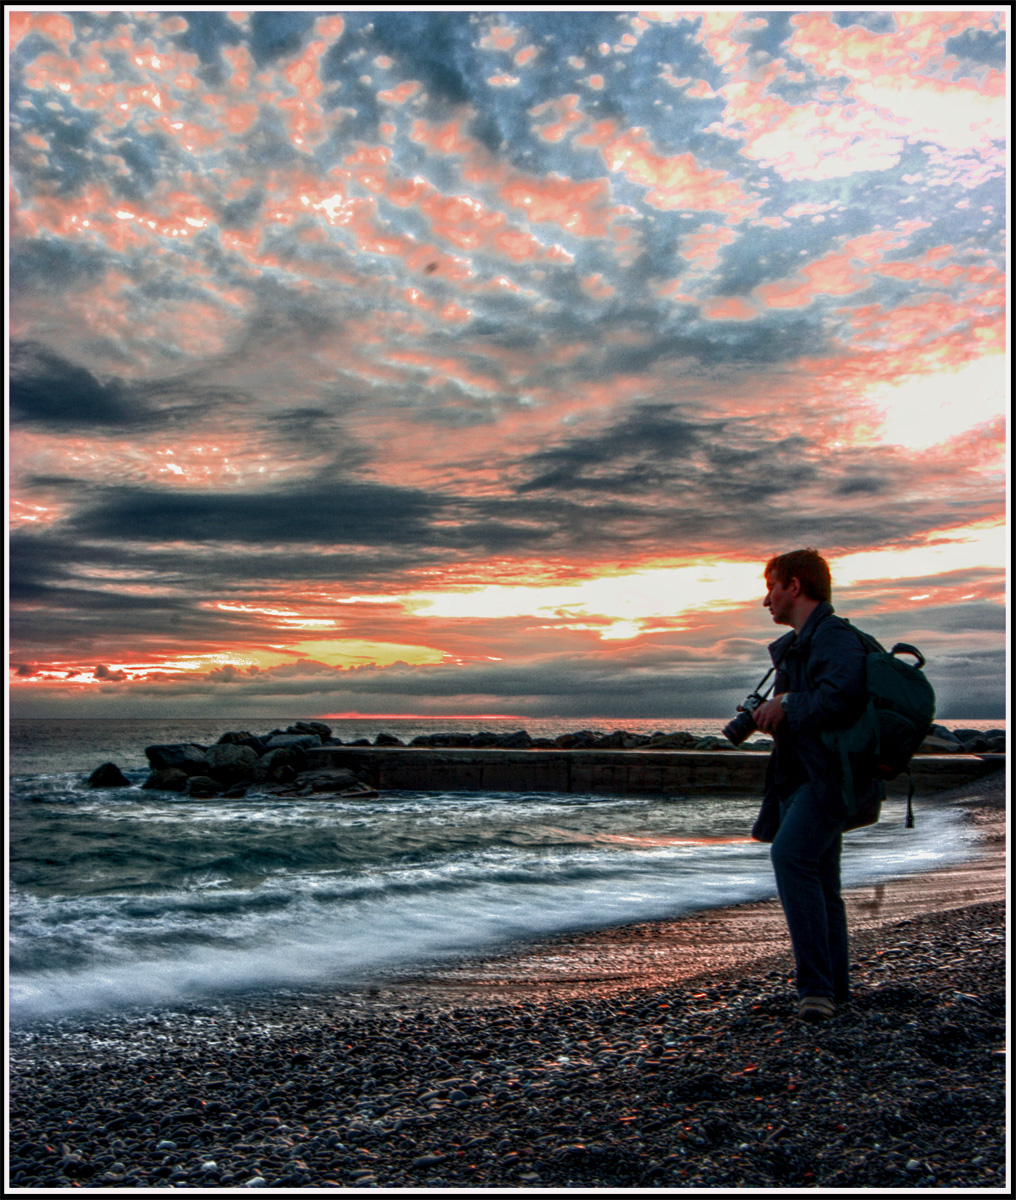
378, 772, 1006, 1008
8, 771, 1006, 1189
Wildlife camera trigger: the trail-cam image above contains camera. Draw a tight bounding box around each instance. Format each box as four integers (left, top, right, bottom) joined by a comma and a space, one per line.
722, 691, 767, 746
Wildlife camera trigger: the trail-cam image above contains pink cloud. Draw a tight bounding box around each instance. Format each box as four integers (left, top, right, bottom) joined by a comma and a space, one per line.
378, 80, 421, 105
755, 225, 954, 310
701, 296, 756, 321
496, 173, 612, 237
580, 124, 759, 222
530, 93, 584, 142
679, 224, 736, 270
9, 11, 75, 51
681, 10, 1006, 183
581, 273, 614, 299
413, 116, 615, 239
479, 25, 518, 52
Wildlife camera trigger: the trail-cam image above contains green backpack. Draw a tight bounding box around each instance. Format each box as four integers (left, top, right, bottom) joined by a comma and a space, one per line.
820, 625, 936, 830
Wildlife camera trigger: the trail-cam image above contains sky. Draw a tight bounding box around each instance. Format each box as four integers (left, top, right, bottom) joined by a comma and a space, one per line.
7, 7, 1009, 722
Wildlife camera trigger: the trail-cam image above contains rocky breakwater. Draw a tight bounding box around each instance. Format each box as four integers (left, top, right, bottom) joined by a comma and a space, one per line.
918, 724, 1006, 754
373, 729, 770, 751
85, 721, 1004, 800
87, 722, 378, 799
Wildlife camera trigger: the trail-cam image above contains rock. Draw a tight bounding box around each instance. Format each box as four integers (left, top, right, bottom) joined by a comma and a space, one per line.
287, 721, 332, 741
554, 731, 599, 748
257, 746, 307, 780
87, 762, 132, 788
265, 734, 322, 750
302, 769, 378, 795
494, 730, 533, 748
919, 735, 964, 753
186, 776, 222, 797
694, 736, 736, 751
425, 733, 474, 747
588, 729, 653, 749
647, 732, 698, 749
927, 725, 963, 748
951, 729, 995, 752
142, 768, 189, 791
205, 743, 259, 784
144, 744, 211, 775
216, 730, 256, 745
374, 733, 404, 746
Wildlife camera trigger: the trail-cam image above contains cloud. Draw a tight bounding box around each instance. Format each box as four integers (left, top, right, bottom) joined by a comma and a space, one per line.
63, 476, 448, 547
8, 11, 1005, 721
10, 343, 143, 427
93, 664, 127, 681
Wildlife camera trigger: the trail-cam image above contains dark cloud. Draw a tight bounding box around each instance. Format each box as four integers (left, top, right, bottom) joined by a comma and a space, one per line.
911, 601, 1006, 634
514, 404, 819, 509
94, 664, 127, 682
832, 12, 897, 34
363, 12, 473, 106
62, 477, 447, 546
171, 11, 244, 70
10, 342, 142, 427
835, 477, 885, 496
9, 238, 111, 294
219, 188, 266, 230
248, 11, 318, 66
9, 342, 249, 430
945, 27, 1006, 70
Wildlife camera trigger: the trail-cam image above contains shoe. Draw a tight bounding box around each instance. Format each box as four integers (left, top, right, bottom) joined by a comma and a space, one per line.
798, 996, 835, 1022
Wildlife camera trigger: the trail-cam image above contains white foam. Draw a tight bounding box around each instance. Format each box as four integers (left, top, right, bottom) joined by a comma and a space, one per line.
9, 799, 975, 1021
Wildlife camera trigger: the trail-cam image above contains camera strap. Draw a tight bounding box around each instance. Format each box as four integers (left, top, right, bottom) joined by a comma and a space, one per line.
755, 634, 795, 698
753, 665, 776, 699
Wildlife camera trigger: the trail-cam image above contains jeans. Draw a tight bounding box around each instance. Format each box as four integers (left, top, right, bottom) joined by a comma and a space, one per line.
770, 783, 849, 1002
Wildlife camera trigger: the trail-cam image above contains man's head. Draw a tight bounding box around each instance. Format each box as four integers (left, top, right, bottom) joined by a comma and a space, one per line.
764, 548, 830, 630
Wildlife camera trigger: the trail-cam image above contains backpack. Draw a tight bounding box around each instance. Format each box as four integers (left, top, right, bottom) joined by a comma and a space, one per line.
821, 624, 936, 829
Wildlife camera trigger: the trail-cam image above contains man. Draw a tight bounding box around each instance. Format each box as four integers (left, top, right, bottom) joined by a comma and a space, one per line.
750, 548, 880, 1023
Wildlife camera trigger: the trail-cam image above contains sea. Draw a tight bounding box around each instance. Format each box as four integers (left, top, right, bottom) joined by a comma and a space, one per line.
8, 715, 995, 1026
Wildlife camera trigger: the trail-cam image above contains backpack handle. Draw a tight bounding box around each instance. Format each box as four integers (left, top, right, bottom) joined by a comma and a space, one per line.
890, 642, 925, 669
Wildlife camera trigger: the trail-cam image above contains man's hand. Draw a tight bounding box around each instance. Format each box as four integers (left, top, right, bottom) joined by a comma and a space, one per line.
753, 694, 788, 735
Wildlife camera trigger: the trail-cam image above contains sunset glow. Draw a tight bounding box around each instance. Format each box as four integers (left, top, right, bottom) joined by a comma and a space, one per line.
8, 9, 1007, 720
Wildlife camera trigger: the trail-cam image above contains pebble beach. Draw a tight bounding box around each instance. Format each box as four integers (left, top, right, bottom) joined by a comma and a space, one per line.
8, 774, 1007, 1192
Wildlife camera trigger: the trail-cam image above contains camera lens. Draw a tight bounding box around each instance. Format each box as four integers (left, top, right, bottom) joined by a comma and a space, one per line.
722, 710, 757, 746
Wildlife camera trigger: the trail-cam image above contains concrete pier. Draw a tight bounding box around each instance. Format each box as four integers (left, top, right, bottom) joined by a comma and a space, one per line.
306, 746, 1004, 797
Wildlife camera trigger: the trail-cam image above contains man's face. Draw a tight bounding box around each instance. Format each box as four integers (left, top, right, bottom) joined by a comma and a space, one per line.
763, 573, 796, 625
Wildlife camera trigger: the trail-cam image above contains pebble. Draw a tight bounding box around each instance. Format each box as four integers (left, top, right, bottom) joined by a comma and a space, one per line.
7, 900, 1006, 1190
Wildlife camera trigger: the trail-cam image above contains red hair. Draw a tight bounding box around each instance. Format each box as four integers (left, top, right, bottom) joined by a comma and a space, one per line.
765, 548, 832, 602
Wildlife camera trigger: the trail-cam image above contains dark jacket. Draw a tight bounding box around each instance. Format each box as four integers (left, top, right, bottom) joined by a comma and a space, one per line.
752, 601, 879, 842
